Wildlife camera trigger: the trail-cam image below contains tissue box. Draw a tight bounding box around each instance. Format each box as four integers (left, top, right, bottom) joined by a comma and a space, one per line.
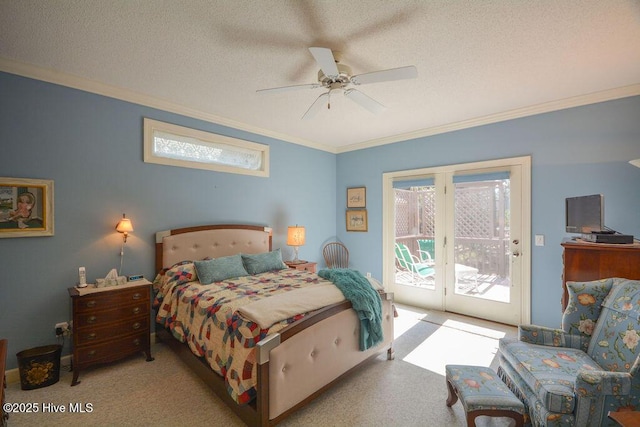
94, 269, 128, 287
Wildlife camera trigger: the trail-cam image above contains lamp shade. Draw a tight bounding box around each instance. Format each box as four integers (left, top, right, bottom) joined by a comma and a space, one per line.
116, 214, 134, 233
287, 226, 305, 246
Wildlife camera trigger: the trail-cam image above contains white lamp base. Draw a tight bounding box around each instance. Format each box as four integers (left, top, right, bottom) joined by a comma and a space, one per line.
289, 246, 305, 264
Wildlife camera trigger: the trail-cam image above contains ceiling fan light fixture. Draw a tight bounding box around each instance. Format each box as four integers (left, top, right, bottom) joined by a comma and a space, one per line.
317, 63, 352, 86
259, 46, 417, 119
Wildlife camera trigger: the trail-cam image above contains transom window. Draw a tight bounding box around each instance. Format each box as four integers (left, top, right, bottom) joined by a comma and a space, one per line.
143, 118, 269, 177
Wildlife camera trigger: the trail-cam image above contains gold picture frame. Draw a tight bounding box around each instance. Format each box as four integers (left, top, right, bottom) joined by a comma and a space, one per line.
346, 209, 368, 232
0, 177, 54, 238
347, 186, 366, 208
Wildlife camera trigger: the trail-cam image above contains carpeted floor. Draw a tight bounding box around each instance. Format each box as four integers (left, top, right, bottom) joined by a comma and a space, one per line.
4, 305, 517, 426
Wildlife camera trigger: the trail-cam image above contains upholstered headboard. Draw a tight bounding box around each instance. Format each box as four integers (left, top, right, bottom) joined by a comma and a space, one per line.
155, 224, 272, 271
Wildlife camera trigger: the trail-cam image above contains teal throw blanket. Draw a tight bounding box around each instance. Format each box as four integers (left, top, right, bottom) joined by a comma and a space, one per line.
317, 268, 383, 351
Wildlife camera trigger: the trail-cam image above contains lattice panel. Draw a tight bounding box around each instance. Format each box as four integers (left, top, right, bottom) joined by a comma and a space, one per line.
395, 188, 434, 237
394, 190, 411, 236
455, 186, 494, 238
419, 188, 435, 236
395, 183, 509, 239
395, 180, 510, 276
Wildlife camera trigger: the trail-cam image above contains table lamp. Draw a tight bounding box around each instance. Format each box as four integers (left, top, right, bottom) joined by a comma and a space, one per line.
287, 225, 306, 264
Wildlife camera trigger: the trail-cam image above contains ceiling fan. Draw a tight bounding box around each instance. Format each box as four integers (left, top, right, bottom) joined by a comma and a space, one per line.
257, 47, 418, 119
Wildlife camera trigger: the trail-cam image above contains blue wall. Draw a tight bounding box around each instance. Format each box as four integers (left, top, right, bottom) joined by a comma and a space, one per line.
1, 70, 639, 369
335, 96, 640, 327
0, 72, 336, 369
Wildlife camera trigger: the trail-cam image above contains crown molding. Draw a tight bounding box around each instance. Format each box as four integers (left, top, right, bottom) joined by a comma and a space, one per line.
338, 84, 640, 153
0, 56, 337, 154
2, 56, 637, 156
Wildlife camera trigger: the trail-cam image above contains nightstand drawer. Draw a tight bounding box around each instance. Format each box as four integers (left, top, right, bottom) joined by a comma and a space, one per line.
73, 287, 149, 313
74, 331, 149, 364
75, 316, 148, 345
299, 263, 316, 272
284, 261, 317, 273
74, 302, 149, 328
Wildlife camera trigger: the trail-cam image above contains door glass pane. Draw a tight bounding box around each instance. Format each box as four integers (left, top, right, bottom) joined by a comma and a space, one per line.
453, 174, 510, 302
394, 180, 436, 289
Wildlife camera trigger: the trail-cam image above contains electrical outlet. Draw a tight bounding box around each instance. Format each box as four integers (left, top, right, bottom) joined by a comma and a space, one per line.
535, 234, 545, 246
55, 321, 70, 336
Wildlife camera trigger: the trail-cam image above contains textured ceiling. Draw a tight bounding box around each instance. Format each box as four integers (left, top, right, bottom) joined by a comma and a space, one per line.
1, 0, 639, 153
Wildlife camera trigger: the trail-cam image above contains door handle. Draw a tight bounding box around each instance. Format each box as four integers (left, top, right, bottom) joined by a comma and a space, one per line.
512, 239, 519, 245
512, 251, 520, 257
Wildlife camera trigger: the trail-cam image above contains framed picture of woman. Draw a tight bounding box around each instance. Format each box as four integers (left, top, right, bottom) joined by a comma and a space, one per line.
0, 177, 54, 238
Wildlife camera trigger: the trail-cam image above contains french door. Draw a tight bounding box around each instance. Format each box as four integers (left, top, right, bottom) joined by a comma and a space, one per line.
382, 157, 531, 325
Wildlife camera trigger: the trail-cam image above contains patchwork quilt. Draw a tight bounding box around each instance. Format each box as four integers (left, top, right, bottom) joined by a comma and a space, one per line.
153, 263, 337, 405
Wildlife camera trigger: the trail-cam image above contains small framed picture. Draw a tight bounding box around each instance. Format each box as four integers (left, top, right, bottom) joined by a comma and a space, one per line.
0, 177, 54, 238
346, 209, 368, 232
347, 187, 366, 208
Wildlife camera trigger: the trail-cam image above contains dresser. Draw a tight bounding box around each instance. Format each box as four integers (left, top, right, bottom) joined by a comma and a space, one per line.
68, 280, 153, 385
561, 239, 640, 311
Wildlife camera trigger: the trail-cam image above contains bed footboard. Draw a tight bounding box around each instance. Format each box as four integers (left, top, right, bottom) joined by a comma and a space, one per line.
156, 292, 394, 427
256, 292, 395, 424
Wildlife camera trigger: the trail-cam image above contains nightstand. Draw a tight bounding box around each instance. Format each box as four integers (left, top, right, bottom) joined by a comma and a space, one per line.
68, 280, 154, 386
284, 261, 317, 273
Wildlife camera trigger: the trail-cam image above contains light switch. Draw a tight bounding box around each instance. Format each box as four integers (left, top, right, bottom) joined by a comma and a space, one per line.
535, 234, 545, 246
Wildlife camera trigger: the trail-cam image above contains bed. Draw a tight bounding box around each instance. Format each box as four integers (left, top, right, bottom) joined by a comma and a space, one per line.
153, 224, 395, 426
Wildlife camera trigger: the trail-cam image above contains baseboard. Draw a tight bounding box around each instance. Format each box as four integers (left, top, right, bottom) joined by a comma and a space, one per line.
6, 332, 156, 385
6, 364, 19, 385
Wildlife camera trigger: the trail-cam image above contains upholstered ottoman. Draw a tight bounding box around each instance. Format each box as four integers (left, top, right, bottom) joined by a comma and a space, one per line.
445, 364, 524, 427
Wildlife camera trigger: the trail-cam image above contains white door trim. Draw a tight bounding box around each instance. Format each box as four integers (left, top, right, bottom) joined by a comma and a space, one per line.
382, 156, 531, 324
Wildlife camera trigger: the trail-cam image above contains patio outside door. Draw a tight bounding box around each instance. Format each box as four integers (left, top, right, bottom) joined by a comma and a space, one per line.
383, 157, 530, 325
443, 168, 522, 325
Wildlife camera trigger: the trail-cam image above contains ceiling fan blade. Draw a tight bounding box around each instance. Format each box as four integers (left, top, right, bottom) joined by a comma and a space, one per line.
351, 65, 418, 85
309, 47, 339, 77
302, 92, 329, 120
257, 83, 320, 94
344, 89, 386, 115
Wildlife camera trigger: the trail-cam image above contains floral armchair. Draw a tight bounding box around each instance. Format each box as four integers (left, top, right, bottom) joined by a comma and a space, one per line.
498, 278, 640, 426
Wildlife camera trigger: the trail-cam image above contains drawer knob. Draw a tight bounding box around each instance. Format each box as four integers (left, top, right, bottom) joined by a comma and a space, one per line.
132, 322, 141, 330
133, 339, 141, 346
132, 293, 142, 300
86, 300, 96, 308
87, 332, 97, 340
132, 307, 141, 314
87, 316, 97, 324
88, 350, 96, 357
